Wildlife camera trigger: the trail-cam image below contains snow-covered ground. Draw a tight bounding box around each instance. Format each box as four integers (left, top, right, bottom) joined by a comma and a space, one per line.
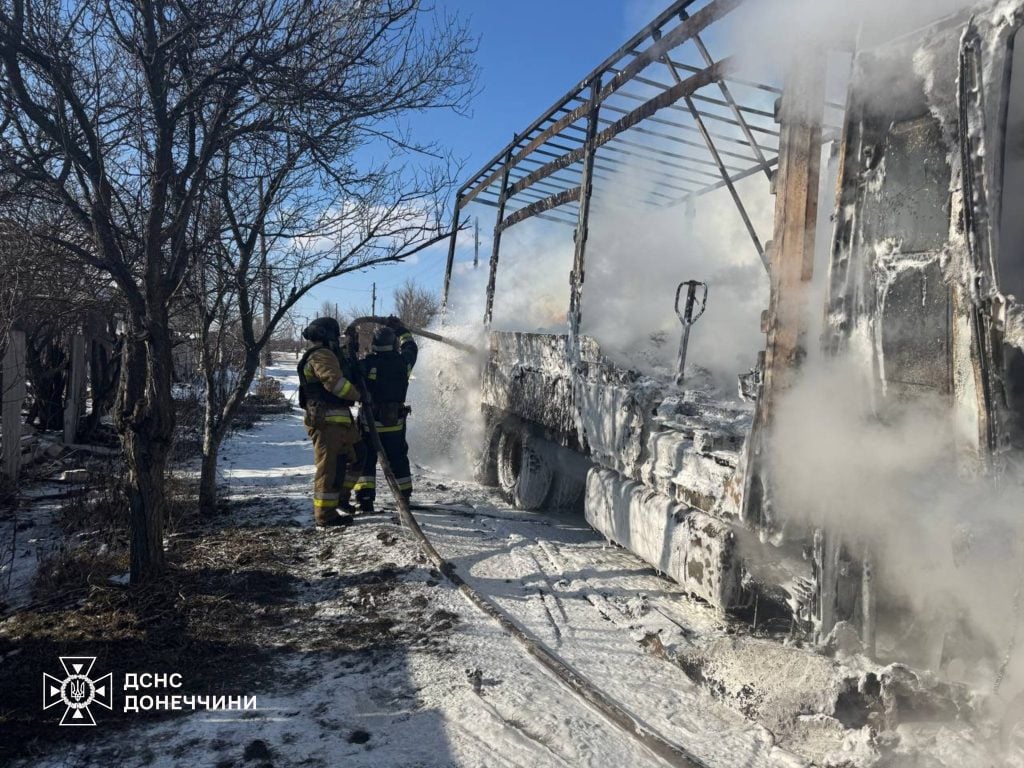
161, 359, 779, 768
3, 358, 1012, 767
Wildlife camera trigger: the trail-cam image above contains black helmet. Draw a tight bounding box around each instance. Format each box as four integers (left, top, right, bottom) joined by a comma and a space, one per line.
302, 317, 341, 343
372, 326, 396, 352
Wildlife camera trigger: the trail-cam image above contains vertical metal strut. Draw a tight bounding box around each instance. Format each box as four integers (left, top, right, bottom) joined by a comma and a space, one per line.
568, 78, 603, 344
484, 147, 516, 327
441, 195, 462, 321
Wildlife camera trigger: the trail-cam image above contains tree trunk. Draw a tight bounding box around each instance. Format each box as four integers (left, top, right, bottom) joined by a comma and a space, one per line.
27, 335, 66, 430
198, 414, 225, 514
82, 331, 119, 438
116, 312, 175, 584
198, 353, 260, 514
125, 427, 169, 582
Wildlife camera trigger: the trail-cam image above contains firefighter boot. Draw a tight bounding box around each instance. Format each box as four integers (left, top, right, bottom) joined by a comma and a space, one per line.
315, 508, 354, 527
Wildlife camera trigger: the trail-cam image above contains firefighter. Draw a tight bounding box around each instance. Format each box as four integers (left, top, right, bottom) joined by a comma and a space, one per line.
353, 316, 418, 512
297, 317, 363, 527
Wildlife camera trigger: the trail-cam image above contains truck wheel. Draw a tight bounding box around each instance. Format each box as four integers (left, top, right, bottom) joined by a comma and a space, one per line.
496, 427, 552, 511
547, 470, 585, 511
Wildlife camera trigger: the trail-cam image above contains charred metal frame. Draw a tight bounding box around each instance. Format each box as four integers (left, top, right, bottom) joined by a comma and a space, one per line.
441, 0, 784, 325
569, 78, 602, 345
484, 148, 514, 327
448, 0, 843, 589
442, 0, 1024, 660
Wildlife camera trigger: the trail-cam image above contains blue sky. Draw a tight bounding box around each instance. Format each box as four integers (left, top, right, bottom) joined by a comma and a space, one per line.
299, 0, 664, 323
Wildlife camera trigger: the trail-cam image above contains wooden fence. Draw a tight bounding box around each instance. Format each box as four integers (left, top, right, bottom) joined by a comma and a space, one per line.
1, 330, 26, 483
1, 330, 89, 484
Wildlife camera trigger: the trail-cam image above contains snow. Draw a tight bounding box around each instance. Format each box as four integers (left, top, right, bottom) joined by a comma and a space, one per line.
2, 360, 728, 767
7, 358, 1015, 768
411, 494, 795, 767
0, 493, 64, 610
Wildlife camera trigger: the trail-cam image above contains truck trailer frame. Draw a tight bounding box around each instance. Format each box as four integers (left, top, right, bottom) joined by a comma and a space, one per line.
440, 0, 1024, 663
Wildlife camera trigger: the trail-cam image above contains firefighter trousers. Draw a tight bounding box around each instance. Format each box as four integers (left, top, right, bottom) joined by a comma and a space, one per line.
306, 421, 363, 520
354, 420, 412, 508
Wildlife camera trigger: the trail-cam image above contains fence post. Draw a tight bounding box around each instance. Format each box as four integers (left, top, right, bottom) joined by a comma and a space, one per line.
2, 330, 27, 483
63, 333, 86, 445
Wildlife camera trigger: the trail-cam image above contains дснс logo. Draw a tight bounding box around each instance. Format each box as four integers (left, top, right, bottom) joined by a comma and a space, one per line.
42, 656, 113, 726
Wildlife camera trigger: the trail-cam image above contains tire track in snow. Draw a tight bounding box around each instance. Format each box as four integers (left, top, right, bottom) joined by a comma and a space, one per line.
534, 535, 701, 646
409, 502, 810, 768
402, 509, 714, 768
533, 537, 647, 636
535, 538, 568, 575
507, 542, 568, 647
448, 507, 574, 647
467, 690, 575, 767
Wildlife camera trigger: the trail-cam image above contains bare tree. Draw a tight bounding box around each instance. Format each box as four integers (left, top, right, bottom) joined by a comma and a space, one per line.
184, 5, 474, 512
194, 190, 462, 509
318, 301, 349, 329
393, 278, 441, 329
0, 0, 475, 580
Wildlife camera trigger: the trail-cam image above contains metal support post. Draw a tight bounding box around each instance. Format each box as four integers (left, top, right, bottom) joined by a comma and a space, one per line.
484, 147, 515, 327
568, 78, 602, 346
440, 198, 462, 321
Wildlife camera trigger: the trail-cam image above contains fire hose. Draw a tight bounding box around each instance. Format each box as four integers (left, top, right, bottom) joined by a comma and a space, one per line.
349, 315, 479, 355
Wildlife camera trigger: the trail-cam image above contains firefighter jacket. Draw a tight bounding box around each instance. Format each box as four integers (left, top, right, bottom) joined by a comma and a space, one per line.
298, 344, 360, 425
361, 325, 417, 408
394, 324, 418, 371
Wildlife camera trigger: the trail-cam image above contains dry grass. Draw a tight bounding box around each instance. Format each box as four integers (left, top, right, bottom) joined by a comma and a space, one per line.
0, 524, 304, 762
0, 399, 452, 764
250, 375, 285, 406
0, 511, 452, 764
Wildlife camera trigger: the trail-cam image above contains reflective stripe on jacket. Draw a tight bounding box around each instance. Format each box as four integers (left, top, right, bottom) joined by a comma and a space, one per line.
298, 344, 360, 409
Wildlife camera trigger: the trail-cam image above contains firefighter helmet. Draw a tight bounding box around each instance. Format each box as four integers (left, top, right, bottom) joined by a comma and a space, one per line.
302, 317, 342, 343
372, 326, 396, 352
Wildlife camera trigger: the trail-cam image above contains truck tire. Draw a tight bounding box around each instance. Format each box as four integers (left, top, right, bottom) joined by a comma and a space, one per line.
496, 426, 552, 511
547, 470, 585, 510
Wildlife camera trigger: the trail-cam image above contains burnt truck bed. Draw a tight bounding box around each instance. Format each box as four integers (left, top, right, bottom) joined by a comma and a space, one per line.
447, 0, 1024, 688
480, 330, 792, 613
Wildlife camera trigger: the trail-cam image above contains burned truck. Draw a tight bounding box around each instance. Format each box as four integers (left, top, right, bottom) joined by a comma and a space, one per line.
439, 0, 1024, 663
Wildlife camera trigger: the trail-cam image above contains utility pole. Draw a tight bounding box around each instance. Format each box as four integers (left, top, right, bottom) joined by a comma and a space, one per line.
371, 282, 377, 315
259, 179, 272, 376
261, 244, 271, 375
473, 217, 479, 269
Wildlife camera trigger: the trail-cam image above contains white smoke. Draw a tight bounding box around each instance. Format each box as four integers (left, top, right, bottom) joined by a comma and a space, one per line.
581, 174, 772, 384
411, 1, 1024, 705
769, 352, 1024, 692
406, 324, 487, 481
729, 0, 982, 80
405, 217, 575, 478
749, 0, 1024, 708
